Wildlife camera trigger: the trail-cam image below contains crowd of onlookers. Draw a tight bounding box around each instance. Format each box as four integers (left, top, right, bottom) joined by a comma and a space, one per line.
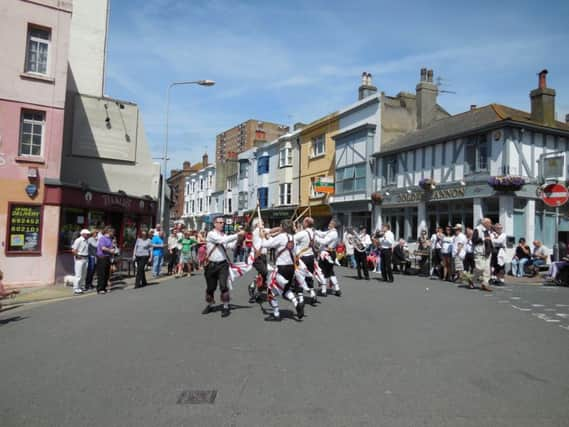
339, 220, 564, 288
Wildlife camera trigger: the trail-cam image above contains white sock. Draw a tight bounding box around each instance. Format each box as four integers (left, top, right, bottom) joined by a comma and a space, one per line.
321, 285, 327, 295
270, 299, 280, 317
223, 303, 229, 309
297, 293, 304, 304
309, 289, 316, 298
330, 276, 340, 291
284, 290, 299, 306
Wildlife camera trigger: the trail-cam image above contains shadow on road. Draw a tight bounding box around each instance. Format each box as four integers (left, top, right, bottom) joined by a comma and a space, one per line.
0, 315, 28, 326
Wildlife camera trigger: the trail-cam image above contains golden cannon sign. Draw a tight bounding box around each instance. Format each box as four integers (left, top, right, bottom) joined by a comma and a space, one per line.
396, 186, 466, 203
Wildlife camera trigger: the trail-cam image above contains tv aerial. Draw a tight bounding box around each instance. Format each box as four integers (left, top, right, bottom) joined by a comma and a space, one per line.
435, 76, 456, 95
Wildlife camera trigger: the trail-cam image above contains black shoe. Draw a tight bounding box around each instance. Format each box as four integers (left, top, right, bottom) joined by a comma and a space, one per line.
202, 305, 213, 315
357, 276, 362, 280
318, 290, 327, 297
335, 290, 342, 297
296, 302, 305, 319
310, 296, 318, 306
221, 306, 230, 318
365, 276, 370, 280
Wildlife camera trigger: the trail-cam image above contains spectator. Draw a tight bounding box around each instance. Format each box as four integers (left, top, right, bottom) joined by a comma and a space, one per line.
392, 239, 411, 274
417, 229, 430, 276
0, 269, 20, 310
96, 227, 115, 294
71, 229, 91, 295
167, 227, 179, 275
527, 240, 549, 276
441, 226, 454, 281
472, 218, 493, 291
463, 227, 475, 274
343, 228, 356, 268
491, 223, 507, 285
85, 229, 99, 291
151, 230, 165, 278
430, 227, 444, 277
511, 238, 531, 277
132, 230, 152, 288
178, 231, 197, 277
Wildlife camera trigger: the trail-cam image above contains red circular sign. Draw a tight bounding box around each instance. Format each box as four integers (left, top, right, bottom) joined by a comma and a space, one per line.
541, 183, 569, 207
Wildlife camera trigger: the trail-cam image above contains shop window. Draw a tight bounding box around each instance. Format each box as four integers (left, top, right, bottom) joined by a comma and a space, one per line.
465, 134, 488, 174
59, 208, 85, 251
122, 216, 137, 250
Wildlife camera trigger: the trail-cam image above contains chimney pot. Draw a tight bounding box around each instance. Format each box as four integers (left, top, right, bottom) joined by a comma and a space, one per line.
427, 69, 434, 83
420, 68, 427, 82
202, 153, 209, 167
538, 69, 548, 90
470, 104, 477, 110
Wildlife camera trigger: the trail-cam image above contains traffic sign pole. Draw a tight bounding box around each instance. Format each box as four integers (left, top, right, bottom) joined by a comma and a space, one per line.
541, 182, 569, 262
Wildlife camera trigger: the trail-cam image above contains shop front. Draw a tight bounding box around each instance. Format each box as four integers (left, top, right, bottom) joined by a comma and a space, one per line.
331, 200, 372, 236
44, 184, 157, 279
374, 180, 546, 244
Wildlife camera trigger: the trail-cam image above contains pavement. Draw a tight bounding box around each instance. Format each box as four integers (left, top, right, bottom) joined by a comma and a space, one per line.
1, 268, 569, 427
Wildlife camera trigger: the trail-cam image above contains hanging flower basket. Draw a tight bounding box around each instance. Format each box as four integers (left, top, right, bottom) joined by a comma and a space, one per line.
487, 175, 526, 191
419, 178, 437, 191
371, 192, 383, 204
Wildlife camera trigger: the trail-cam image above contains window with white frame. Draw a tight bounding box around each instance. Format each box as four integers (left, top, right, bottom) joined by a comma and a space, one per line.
238, 192, 248, 210
190, 200, 195, 214
199, 198, 203, 212
25, 26, 50, 75
279, 147, 292, 167
206, 195, 211, 210
312, 135, 325, 157
279, 183, 292, 205
239, 160, 249, 179
185, 182, 190, 195
19, 110, 45, 156
208, 174, 213, 188
200, 178, 204, 190
382, 155, 398, 186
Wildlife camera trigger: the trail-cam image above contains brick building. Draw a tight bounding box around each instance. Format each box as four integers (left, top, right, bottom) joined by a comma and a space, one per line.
167, 154, 208, 222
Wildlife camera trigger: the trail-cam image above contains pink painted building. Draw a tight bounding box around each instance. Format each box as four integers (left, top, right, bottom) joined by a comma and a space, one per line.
0, 0, 72, 287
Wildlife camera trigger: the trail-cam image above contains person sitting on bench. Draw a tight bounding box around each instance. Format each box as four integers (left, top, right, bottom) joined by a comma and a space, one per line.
393, 239, 411, 274
527, 240, 549, 276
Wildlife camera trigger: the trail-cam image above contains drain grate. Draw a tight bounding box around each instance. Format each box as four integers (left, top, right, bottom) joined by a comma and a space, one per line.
176, 390, 217, 405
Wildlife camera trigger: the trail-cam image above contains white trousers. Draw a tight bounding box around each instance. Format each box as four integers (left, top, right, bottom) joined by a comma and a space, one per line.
74, 258, 88, 291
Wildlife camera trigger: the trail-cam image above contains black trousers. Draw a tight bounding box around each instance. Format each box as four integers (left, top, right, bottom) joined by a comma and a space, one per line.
355, 250, 369, 279
318, 251, 336, 278
205, 261, 230, 303
96, 256, 111, 292
85, 255, 97, 288
253, 254, 268, 278
380, 248, 393, 282
277, 264, 298, 295
463, 253, 475, 273
168, 248, 178, 274
135, 256, 149, 288
301, 255, 315, 288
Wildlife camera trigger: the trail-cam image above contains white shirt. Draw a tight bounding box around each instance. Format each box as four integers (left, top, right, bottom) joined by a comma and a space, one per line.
252, 227, 268, 255
315, 228, 338, 250
492, 232, 506, 248
453, 232, 467, 256
262, 232, 295, 265
359, 233, 372, 249
72, 236, 89, 256
380, 230, 395, 249
465, 238, 473, 254
441, 235, 453, 254
431, 233, 442, 249
294, 228, 315, 257
343, 232, 354, 255
205, 229, 238, 262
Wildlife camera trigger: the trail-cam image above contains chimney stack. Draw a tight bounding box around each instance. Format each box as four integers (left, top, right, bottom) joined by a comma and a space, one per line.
470, 105, 477, 111
416, 68, 439, 129
183, 161, 191, 170
202, 153, 208, 167
358, 71, 377, 100
530, 69, 556, 126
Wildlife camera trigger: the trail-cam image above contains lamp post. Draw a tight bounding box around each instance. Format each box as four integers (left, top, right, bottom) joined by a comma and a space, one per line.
160, 79, 215, 230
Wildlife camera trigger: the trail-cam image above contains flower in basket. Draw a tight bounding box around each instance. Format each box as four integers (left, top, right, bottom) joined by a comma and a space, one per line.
370, 192, 383, 204
487, 175, 526, 191
419, 178, 437, 190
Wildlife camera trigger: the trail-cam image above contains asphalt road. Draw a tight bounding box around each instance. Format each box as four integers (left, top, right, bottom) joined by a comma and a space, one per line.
1, 269, 569, 427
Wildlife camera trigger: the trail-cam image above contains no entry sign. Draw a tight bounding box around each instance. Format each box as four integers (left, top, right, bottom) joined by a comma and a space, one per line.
541, 183, 569, 207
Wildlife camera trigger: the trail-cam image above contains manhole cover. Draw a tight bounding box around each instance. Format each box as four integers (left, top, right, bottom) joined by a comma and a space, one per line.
176, 390, 217, 405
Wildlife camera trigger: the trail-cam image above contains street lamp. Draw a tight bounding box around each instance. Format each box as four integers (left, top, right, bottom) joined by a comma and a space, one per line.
160, 79, 215, 229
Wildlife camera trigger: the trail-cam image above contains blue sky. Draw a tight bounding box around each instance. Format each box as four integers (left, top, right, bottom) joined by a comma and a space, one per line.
105, 0, 569, 170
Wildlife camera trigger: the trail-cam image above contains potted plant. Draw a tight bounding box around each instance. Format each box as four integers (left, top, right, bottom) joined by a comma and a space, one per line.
487, 175, 526, 191
419, 178, 437, 191
370, 192, 383, 204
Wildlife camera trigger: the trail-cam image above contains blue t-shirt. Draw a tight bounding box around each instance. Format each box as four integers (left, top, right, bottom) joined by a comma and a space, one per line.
151, 235, 164, 257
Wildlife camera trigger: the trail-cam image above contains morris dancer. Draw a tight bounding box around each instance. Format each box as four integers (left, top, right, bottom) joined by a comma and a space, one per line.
247, 218, 270, 303
315, 219, 341, 297
203, 216, 245, 317
294, 216, 319, 305
262, 220, 305, 321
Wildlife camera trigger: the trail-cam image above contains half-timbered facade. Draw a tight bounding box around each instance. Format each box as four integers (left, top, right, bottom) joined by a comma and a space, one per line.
372, 72, 569, 249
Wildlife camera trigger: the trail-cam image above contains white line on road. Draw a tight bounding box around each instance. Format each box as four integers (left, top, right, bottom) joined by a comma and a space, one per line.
532, 304, 545, 307
512, 305, 531, 311
556, 313, 568, 318
510, 297, 521, 300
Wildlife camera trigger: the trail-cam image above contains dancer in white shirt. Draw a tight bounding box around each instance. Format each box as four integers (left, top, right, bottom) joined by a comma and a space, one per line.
379, 224, 395, 282
294, 216, 319, 304
203, 216, 244, 317
315, 219, 341, 297
262, 220, 305, 321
